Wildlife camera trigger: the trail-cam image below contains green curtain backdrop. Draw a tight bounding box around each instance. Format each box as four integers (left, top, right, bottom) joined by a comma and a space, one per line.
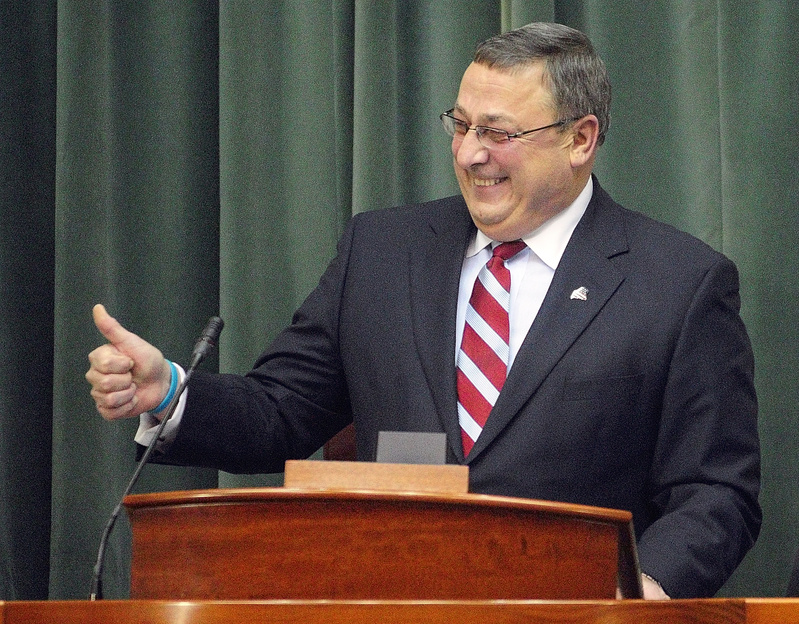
0, 0, 796, 600
0, 0, 56, 600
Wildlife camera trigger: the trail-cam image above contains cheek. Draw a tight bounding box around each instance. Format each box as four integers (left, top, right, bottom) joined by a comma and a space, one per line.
515, 159, 549, 185
450, 137, 461, 159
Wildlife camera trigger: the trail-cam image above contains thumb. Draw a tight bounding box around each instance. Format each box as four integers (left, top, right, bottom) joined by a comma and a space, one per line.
92, 304, 162, 370
92, 303, 136, 348
89, 304, 169, 415
92, 303, 169, 386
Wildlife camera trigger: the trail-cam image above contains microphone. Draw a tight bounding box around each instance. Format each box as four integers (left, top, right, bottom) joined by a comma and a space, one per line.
189, 315, 224, 369
89, 316, 224, 600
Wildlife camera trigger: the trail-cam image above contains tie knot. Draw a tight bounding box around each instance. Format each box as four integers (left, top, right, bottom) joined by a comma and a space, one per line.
492, 240, 526, 262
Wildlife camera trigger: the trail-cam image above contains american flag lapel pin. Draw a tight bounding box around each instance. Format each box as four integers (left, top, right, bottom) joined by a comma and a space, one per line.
570, 286, 589, 301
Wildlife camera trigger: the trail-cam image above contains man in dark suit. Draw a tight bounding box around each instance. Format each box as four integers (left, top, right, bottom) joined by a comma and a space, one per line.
86, 23, 760, 599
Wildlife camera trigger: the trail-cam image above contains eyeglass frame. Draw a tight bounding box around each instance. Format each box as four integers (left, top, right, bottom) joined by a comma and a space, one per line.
440, 109, 582, 148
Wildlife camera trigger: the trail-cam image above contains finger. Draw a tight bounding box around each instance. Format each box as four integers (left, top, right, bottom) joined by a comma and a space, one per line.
91, 384, 137, 410
85, 369, 134, 394
87, 344, 134, 375
96, 395, 140, 422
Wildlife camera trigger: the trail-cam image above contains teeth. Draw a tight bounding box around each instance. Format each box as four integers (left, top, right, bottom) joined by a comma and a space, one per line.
474, 177, 504, 187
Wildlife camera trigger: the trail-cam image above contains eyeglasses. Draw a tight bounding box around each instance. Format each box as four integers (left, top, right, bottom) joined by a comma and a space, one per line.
440, 109, 579, 149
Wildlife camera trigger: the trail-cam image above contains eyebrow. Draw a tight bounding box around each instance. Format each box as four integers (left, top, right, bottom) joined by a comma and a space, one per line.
452, 104, 514, 127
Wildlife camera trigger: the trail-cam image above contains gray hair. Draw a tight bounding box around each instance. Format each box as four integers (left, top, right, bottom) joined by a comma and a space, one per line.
474, 23, 611, 146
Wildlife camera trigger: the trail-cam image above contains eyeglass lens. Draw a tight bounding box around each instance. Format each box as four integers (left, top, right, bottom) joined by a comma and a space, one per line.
441, 113, 510, 147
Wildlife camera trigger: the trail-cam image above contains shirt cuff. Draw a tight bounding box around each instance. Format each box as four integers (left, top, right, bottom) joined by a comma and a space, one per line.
641, 573, 670, 600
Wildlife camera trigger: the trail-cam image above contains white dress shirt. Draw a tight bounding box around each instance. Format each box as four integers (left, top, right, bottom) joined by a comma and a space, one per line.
456, 177, 592, 369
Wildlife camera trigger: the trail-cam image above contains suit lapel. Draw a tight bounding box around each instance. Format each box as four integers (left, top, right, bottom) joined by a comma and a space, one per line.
467, 183, 630, 461
409, 197, 475, 462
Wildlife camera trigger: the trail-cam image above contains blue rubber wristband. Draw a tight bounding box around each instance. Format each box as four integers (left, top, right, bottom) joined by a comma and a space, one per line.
151, 360, 178, 413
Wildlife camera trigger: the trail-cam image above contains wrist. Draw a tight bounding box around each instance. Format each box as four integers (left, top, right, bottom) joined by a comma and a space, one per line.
152, 360, 178, 413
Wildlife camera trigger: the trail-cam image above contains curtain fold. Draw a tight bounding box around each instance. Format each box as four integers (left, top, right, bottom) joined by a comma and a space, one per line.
0, 0, 56, 601
217, 0, 356, 488
51, 0, 221, 599
0, 0, 796, 599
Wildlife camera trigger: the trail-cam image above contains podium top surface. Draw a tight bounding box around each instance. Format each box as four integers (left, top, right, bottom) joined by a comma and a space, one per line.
4, 599, 799, 624
124, 486, 632, 525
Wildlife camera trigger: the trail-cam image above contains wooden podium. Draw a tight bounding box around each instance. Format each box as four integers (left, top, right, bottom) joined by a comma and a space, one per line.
122, 460, 642, 601
8, 598, 799, 624
7, 461, 799, 623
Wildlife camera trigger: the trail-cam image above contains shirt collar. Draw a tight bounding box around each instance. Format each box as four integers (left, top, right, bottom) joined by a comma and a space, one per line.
466, 177, 593, 270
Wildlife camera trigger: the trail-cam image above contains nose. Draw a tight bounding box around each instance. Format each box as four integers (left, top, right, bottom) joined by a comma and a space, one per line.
453, 130, 490, 168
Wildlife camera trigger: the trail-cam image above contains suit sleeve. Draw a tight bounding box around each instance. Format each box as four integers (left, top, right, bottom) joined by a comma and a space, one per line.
636, 255, 761, 598
156, 218, 360, 473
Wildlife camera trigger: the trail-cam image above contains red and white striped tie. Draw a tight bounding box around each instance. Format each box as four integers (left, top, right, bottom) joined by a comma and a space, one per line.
457, 240, 526, 456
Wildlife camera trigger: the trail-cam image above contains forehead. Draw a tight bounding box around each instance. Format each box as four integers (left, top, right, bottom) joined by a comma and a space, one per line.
454, 61, 554, 124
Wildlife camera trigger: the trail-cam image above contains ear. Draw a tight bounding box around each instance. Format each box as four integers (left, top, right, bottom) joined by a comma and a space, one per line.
568, 115, 600, 168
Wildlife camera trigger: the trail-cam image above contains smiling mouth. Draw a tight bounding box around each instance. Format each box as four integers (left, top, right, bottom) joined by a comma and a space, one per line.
473, 177, 506, 187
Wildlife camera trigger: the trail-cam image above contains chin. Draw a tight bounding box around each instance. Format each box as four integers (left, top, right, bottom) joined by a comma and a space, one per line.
467, 201, 513, 227
470, 217, 520, 241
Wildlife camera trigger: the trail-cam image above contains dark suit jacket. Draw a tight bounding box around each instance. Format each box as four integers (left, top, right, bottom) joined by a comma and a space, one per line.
164, 178, 761, 598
